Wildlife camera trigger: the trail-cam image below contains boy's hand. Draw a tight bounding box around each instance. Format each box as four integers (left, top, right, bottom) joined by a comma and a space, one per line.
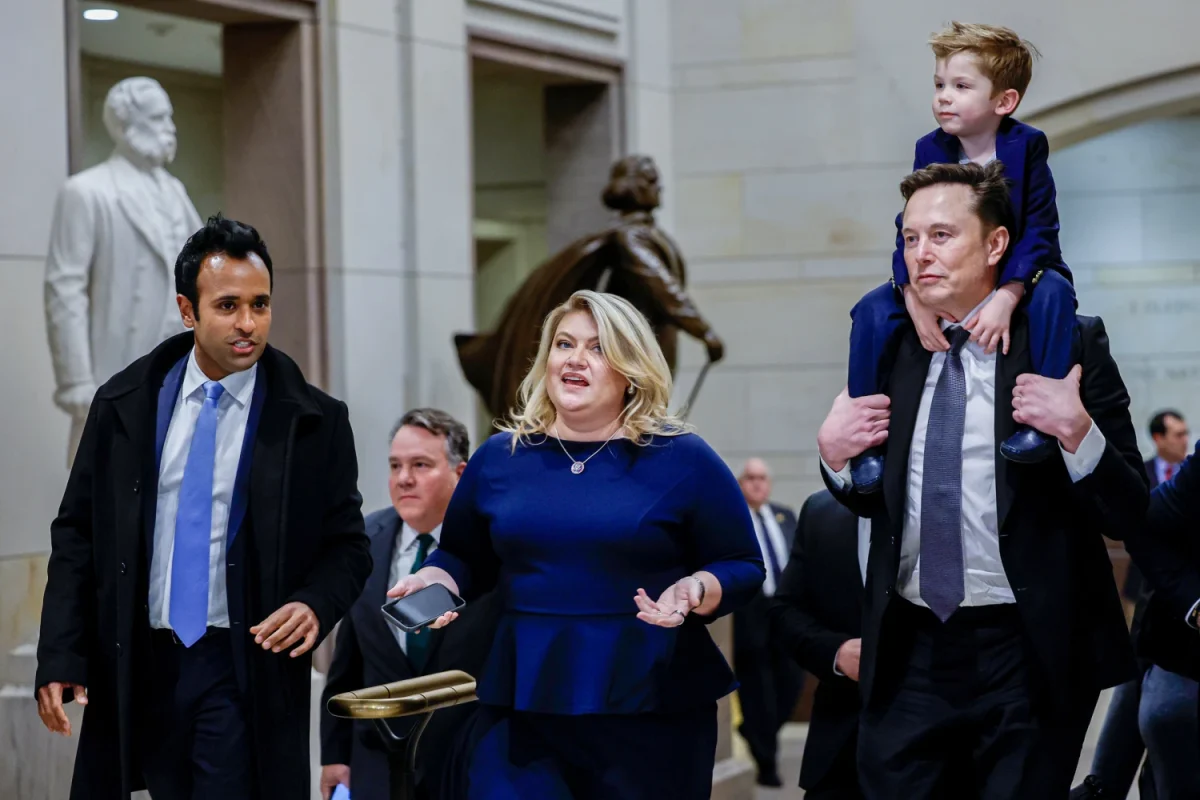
965, 283, 1023, 355
904, 286, 948, 352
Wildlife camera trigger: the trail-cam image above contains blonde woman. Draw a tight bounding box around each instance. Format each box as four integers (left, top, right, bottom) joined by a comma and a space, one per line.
388, 290, 764, 799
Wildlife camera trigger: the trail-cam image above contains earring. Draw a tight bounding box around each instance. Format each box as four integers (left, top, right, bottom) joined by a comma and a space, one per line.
626, 385, 635, 396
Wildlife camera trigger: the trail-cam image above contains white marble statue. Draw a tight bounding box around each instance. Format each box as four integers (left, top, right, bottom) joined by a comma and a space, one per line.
44, 77, 201, 464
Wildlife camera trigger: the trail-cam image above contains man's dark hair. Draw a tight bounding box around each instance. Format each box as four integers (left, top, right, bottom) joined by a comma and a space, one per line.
391, 408, 470, 466
1150, 409, 1185, 438
175, 214, 273, 315
900, 161, 1016, 235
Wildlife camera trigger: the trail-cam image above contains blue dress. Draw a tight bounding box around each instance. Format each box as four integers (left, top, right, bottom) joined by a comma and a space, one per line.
424, 431, 765, 798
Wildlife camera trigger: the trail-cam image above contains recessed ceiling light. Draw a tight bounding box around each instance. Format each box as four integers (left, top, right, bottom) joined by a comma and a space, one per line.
83, 8, 119, 21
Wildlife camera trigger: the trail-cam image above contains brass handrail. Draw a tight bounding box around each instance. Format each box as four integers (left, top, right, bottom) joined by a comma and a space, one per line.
326, 670, 477, 720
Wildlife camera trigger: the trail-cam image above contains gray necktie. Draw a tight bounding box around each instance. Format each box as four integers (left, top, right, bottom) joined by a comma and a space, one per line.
919, 327, 971, 622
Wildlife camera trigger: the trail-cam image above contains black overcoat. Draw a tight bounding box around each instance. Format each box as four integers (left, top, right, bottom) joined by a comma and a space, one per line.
36, 331, 373, 799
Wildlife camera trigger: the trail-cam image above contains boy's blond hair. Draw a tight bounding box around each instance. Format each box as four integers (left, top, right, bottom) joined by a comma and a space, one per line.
930, 22, 1040, 109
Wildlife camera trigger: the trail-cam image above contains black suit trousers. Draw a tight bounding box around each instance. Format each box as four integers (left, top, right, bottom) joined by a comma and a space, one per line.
736, 643, 803, 774
140, 629, 254, 800
859, 600, 1095, 800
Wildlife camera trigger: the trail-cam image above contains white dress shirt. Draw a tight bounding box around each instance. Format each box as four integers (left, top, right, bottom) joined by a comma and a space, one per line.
387, 522, 442, 653
857, 518, 870, 586
149, 349, 257, 630
824, 294, 1107, 609
751, 505, 790, 596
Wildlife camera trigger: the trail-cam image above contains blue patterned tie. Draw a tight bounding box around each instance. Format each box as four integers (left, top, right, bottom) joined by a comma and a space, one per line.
170, 380, 225, 646
919, 327, 970, 622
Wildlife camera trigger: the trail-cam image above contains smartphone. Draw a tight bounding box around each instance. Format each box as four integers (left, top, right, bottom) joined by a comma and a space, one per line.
381, 583, 466, 633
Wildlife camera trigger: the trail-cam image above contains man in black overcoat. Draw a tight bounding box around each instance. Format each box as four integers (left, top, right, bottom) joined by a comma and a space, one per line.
35, 215, 373, 800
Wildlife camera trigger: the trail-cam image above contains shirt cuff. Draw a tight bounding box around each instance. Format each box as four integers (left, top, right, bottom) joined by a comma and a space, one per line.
1059, 420, 1106, 483
820, 456, 852, 490
1186, 598, 1200, 630
832, 650, 844, 676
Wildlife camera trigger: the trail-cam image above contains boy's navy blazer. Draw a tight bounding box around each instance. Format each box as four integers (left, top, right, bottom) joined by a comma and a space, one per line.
891, 117, 1069, 289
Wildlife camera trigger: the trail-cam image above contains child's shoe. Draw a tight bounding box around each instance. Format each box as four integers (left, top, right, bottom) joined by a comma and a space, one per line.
1000, 426, 1055, 464
850, 450, 885, 493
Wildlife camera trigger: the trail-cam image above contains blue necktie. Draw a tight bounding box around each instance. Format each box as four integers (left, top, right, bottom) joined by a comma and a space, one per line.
757, 509, 784, 590
170, 380, 225, 646
405, 533, 437, 672
919, 327, 970, 622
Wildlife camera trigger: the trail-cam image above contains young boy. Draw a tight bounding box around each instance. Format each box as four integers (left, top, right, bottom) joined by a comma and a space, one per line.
848, 21, 1077, 491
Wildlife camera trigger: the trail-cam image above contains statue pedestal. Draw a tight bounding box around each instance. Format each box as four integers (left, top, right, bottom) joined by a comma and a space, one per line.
709, 616, 756, 800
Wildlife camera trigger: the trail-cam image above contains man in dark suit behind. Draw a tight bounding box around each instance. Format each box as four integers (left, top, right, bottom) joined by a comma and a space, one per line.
769, 490, 865, 799
816, 162, 1147, 797
735, 458, 803, 787
1073, 410, 1188, 797
320, 408, 502, 800
35, 215, 373, 800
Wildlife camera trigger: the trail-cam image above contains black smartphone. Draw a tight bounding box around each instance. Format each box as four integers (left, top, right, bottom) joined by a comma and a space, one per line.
381, 583, 466, 633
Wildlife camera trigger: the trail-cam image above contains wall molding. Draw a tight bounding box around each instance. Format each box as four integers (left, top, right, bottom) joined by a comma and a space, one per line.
1028, 65, 1200, 149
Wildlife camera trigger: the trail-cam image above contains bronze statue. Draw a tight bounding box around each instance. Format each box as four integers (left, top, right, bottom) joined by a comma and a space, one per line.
456, 154, 725, 422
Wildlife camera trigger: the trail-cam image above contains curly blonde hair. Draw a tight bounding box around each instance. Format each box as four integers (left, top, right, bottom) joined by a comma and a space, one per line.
499, 290, 691, 448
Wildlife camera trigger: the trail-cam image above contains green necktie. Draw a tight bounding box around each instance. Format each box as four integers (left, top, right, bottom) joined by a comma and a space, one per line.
405, 533, 436, 672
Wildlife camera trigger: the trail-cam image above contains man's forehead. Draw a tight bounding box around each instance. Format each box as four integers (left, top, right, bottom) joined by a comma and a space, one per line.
196, 254, 270, 292
390, 426, 447, 457
742, 460, 770, 478
903, 184, 977, 226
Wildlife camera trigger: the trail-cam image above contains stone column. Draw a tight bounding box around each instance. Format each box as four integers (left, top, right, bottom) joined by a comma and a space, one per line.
322, 0, 476, 512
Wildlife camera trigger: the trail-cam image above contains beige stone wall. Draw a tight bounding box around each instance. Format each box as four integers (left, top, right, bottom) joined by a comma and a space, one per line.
1053, 114, 1200, 452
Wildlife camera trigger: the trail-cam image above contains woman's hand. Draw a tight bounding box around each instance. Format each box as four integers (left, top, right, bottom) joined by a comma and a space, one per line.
633, 577, 704, 628
386, 572, 460, 630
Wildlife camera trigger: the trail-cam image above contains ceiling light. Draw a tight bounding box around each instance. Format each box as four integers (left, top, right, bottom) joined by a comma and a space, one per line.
83, 8, 119, 21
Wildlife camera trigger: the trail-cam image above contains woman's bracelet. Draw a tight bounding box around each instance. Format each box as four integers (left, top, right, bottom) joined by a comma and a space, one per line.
690, 575, 706, 608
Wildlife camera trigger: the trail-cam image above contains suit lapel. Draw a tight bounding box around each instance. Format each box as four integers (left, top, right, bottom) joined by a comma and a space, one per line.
154, 356, 188, 472
227, 371, 266, 546
840, 512, 866, 602
883, 330, 932, 536
996, 122, 1027, 224
995, 317, 1030, 533
145, 355, 189, 562
931, 127, 960, 164
365, 513, 412, 671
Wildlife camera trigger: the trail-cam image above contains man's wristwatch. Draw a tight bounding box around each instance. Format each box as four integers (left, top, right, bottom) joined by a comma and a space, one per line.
1188, 603, 1200, 630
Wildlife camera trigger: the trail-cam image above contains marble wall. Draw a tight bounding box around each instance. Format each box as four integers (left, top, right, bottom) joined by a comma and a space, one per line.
1053, 114, 1200, 453
666, 0, 1200, 509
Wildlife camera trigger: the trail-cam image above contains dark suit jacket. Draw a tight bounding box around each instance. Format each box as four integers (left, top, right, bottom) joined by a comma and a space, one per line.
734, 502, 797, 654
892, 117, 1068, 289
321, 507, 502, 799
823, 314, 1146, 714
769, 491, 863, 791
35, 332, 372, 800
1124, 448, 1200, 682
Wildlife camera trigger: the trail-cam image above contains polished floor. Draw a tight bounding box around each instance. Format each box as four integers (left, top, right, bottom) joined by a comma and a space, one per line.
748, 687, 1143, 799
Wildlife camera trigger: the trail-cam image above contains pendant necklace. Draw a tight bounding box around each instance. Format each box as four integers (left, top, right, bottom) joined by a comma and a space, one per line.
553, 424, 620, 475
